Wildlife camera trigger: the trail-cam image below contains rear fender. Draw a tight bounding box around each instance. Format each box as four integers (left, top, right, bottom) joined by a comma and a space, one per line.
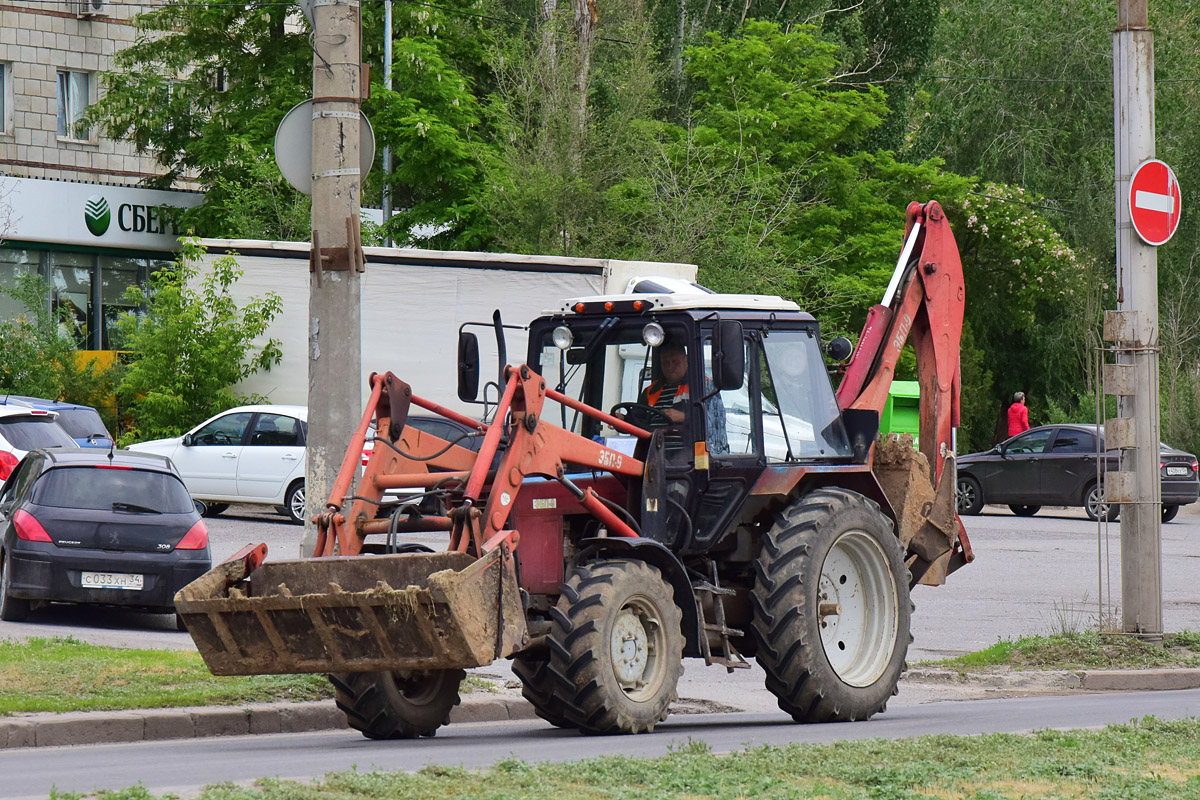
576, 537, 702, 658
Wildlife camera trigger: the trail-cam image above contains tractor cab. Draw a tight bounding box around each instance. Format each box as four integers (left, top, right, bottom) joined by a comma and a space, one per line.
521, 292, 855, 553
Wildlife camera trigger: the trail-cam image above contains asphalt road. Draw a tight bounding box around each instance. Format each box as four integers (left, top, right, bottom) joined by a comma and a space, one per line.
5, 688, 1200, 799
3, 501, 1199, 659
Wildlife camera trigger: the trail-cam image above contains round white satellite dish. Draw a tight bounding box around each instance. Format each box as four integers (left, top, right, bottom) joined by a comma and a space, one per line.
275, 99, 376, 196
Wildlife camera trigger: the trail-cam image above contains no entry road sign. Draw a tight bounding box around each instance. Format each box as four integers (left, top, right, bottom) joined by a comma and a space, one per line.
1129, 159, 1181, 246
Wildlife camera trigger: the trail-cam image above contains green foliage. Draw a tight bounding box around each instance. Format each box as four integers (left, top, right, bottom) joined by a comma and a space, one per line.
931, 631, 1200, 672
117, 239, 282, 443
948, 183, 1100, 449
86, 0, 312, 238
0, 272, 79, 400
0, 273, 119, 426
363, 0, 496, 248
96, 716, 1200, 799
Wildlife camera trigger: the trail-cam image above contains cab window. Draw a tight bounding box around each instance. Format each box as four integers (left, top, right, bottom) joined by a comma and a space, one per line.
759, 329, 851, 460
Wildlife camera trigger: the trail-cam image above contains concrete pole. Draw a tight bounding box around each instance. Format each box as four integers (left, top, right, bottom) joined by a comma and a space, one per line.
302, 0, 362, 557
1113, 0, 1162, 640
381, 0, 392, 248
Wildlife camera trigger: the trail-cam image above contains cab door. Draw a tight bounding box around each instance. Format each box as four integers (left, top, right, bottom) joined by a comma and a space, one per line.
689, 329, 758, 554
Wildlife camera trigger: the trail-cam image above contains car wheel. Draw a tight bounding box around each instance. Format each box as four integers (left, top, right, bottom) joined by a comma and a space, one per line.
1008, 505, 1040, 517
1084, 483, 1119, 522
284, 481, 306, 525
201, 503, 230, 518
0, 550, 31, 623
956, 476, 984, 516
1162, 505, 1180, 523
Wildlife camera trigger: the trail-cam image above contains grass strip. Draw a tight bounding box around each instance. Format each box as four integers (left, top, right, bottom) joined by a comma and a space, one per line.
0, 637, 331, 714
57, 716, 1200, 800
930, 630, 1200, 672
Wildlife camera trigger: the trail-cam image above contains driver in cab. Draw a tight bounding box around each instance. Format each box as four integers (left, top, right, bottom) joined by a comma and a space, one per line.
640, 343, 689, 425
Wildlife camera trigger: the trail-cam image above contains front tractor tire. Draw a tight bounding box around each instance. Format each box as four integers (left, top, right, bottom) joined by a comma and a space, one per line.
546, 559, 684, 734
752, 488, 911, 723
329, 669, 465, 739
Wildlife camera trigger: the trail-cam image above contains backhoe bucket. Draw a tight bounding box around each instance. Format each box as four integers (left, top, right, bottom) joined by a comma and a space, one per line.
176, 548, 528, 676
872, 433, 961, 586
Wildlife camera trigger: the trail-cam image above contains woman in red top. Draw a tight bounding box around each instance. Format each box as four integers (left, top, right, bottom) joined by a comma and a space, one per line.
1007, 392, 1030, 436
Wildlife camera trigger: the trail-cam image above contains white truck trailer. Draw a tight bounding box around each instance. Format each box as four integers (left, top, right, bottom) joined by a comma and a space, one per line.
198, 239, 698, 413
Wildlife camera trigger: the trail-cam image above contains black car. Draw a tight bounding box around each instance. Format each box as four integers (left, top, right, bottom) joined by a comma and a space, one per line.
956, 424, 1200, 522
0, 449, 212, 623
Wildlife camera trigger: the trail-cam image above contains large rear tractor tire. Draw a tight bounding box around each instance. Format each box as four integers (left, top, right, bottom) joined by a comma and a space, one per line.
329, 669, 465, 739
511, 652, 577, 730
752, 488, 911, 723
546, 559, 684, 734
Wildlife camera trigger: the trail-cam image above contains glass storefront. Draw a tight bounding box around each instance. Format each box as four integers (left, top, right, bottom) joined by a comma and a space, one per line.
0, 245, 172, 350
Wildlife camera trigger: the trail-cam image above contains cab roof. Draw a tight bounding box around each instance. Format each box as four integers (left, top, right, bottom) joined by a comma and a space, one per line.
548, 291, 810, 318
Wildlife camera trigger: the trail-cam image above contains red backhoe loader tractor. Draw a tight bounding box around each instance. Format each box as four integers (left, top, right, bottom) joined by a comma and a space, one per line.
177, 200, 972, 738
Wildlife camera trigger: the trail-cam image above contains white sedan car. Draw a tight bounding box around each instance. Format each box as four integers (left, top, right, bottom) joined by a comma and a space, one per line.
128, 405, 308, 524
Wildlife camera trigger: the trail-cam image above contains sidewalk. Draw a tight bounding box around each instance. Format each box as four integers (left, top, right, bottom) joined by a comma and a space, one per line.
4, 667, 1200, 750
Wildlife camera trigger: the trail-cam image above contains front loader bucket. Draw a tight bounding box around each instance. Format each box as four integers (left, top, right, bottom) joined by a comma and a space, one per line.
176, 548, 528, 676
872, 433, 962, 586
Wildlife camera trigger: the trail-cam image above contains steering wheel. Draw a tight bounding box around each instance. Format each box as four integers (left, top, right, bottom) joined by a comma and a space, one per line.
212, 431, 232, 445
610, 402, 675, 430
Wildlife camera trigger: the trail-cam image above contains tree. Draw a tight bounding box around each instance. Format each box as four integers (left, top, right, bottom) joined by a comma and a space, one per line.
87, 1, 312, 238
117, 239, 283, 443
0, 273, 83, 401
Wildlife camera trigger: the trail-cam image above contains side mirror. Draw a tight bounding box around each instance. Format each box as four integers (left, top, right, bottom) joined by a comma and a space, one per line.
458, 332, 480, 402
712, 319, 745, 391
181, 433, 194, 447
826, 336, 853, 362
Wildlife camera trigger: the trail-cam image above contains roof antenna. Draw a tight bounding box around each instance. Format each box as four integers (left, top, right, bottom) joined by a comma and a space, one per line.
108, 437, 116, 462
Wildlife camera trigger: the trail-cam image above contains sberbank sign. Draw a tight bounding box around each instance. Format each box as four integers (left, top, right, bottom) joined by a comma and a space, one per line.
7, 177, 202, 251
83, 193, 184, 238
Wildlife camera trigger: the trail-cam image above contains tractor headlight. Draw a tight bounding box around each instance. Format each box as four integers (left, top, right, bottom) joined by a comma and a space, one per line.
552, 325, 574, 350
642, 322, 665, 347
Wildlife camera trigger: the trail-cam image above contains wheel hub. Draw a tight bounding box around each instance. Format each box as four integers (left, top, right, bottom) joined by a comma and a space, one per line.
818, 530, 899, 687
611, 609, 649, 687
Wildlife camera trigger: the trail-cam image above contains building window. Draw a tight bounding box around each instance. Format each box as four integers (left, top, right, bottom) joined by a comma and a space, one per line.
0, 63, 12, 135
56, 70, 91, 140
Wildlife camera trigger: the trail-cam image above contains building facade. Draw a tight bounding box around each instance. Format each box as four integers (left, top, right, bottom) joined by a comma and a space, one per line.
0, 0, 199, 353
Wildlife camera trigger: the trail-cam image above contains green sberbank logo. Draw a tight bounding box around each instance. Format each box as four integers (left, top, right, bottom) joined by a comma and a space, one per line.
84, 195, 111, 236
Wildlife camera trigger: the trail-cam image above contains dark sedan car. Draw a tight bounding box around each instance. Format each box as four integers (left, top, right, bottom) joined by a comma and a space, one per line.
0, 449, 212, 623
956, 424, 1199, 522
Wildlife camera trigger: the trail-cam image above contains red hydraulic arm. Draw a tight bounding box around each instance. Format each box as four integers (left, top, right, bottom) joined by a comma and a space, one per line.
835, 200, 964, 486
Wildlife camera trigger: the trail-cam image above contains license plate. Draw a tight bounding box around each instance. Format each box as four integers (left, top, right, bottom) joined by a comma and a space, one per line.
81, 571, 144, 591
1167, 466, 1189, 476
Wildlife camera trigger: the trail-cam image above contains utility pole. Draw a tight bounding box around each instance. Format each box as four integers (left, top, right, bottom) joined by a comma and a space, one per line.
302, 0, 363, 556
1109, 0, 1162, 641
381, 0, 392, 248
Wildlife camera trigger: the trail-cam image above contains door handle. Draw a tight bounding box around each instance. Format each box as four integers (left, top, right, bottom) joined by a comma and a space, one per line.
222, 453, 238, 459
282, 454, 299, 461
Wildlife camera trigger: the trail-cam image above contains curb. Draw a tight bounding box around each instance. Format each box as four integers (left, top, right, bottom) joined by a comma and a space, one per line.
904, 667, 1200, 694
0, 693, 537, 750
4, 670, 1200, 750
